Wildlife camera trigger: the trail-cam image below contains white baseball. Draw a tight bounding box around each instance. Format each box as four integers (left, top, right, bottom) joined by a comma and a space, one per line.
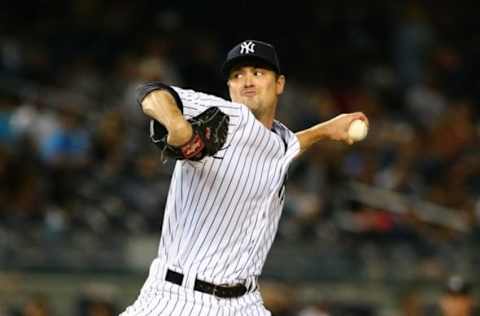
348, 119, 368, 141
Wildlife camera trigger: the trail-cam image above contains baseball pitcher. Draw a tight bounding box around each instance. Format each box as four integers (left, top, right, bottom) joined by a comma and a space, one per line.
119, 40, 368, 316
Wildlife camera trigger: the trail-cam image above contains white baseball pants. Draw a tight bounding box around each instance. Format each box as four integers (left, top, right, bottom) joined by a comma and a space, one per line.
119, 280, 271, 316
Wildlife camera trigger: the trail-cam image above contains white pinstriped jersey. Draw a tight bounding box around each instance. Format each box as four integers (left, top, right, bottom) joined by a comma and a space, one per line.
122, 86, 299, 315
150, 86, 299, 284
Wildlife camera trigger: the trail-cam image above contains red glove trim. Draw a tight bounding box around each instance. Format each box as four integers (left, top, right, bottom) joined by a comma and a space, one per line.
180, 133, 205, 158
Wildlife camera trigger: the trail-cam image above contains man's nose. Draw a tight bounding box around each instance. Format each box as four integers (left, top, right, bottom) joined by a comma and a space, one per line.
243, 73, 254, 87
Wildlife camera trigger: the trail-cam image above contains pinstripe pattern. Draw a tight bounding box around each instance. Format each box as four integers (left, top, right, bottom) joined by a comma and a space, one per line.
120, 86, 297, 315
120, 280, 271, 316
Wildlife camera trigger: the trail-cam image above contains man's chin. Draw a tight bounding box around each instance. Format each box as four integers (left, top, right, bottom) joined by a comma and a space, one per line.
241, 97, 257, 107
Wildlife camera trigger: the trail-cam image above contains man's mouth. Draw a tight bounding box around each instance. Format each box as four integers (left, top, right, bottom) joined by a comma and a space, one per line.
242, 90, 256, 97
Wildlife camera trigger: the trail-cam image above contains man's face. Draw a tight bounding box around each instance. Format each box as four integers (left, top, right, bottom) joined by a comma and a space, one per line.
227, 65, 285, 117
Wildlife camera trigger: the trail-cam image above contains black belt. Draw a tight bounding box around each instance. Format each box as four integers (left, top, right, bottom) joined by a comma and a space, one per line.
165, 269, 247, 298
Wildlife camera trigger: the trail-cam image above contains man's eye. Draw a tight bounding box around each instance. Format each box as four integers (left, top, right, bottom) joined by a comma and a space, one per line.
233, 73, 242, 79
254, 71, 264, 76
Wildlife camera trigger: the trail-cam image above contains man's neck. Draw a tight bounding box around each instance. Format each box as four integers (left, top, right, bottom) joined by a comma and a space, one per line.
252, 106, 276, 130
258, 116, 274, 129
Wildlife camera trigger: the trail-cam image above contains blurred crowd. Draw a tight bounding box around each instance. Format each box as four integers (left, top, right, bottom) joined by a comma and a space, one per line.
3, 291, 117, 316
1, 275, 477, 316
1, 1, 480, 315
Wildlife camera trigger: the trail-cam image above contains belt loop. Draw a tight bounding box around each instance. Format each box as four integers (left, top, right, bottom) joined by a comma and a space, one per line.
150, 259, 168, 282
246, 276, 258, 292
160, 265, 168, 282
182, 269, 197, 290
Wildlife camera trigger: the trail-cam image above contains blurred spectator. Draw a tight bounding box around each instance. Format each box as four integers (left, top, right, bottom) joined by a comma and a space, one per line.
404, 73, 447, 131
91, 110, 128, 176
298, 303, 331, 316
9, 96, 60, 155
435, 275, 477, 316
0, 95, 18, 147
75, 284, 118, 316
400, 289, 423, 316
21, 293, 51, 316
38, 107, 91, 167
260, 281, 297, 316
85, 301, 115, 316
393, 3, 435, 90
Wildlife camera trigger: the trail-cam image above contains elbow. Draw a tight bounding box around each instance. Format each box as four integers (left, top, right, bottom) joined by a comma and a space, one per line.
140, 91, 165, 118
141, 101, 155, 117
135, 83, 163, 115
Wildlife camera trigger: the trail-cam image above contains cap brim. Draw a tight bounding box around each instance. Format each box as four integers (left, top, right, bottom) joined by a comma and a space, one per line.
222, 56, 279, 78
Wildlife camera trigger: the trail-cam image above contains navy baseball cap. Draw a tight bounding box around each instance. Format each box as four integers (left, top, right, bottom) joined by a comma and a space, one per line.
222, 40, 281, 78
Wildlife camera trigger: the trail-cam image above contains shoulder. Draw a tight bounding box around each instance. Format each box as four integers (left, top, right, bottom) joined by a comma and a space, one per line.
179, 88, 245, 125
169, 87, 248, 133
272, 120, 296, 140
272, 120, 301, 157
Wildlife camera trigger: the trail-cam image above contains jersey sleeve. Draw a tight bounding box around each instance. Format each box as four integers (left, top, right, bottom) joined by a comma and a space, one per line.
284, 129, 301, 163
136, 82, 243, 130
274, 121, 301, 164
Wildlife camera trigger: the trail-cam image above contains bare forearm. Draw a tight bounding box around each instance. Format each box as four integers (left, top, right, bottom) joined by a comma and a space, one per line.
295, 112, 369, 156
295, 121, 332, 155
141, 90, 192, 146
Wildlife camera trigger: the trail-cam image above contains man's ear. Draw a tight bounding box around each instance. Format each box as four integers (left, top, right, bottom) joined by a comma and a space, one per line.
276, 75, 286, 95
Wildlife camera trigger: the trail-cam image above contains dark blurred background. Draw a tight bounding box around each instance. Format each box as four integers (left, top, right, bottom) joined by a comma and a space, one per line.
1, 1, 480, 315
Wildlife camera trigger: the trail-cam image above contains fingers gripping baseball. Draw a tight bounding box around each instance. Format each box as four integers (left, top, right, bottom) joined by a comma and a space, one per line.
328, 112, 369, 144
346, 112, 368, 144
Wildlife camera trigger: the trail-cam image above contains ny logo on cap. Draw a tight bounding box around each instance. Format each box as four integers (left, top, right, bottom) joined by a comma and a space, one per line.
240, 41, 255, 54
